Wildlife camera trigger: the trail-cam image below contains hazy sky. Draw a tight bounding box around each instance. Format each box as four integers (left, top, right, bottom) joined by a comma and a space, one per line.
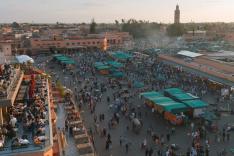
1, 0, 234, 23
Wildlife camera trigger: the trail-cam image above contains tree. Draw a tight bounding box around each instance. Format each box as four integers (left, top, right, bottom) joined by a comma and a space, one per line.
166, 24, 185, 37
12, 22, 20, 28
115, 20, 119, 25
121, 19, 161, 38
90, 18, 97, 34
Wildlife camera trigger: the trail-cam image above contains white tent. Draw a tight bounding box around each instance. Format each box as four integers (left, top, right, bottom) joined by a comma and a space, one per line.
177, 51, 204, 58
16, 55, 34, 64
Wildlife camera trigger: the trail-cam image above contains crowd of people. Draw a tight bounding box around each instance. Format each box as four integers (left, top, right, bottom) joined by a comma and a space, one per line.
43, 50, 233, 156
0, 74, 49, 151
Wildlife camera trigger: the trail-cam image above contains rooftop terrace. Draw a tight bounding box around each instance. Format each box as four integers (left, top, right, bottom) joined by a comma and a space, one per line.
0, 76, 53, 156
0, 65, 24, 106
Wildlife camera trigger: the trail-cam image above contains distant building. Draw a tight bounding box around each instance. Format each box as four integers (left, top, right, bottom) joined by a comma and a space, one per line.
0, 41, 12, 56
224, 32, 234, 45
174, 5, 180, 24
30, 32, 133, 53
183, 30, 207, 41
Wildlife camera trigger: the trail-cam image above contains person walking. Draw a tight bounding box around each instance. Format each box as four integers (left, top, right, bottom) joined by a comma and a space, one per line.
145, 147, 149, 156
222, 131, 226, 142
149, 147, 153, 156
125, 143, 129, 154
227, 132, 230, 141
166, 133, 170, 142
120, 136, 123, 146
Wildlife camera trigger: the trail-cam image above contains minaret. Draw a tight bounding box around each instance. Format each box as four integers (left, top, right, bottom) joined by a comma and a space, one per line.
174, 4, 180, 24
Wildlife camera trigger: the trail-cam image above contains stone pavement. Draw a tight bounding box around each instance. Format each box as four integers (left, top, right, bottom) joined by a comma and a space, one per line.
35, 54, 234, 156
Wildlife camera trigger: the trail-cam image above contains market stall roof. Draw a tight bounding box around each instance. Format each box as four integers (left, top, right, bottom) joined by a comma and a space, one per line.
53, 54, 63, 57
152, 97, 175, 104
95, 65, 110, 70
16, 55, 34, 63
111, 71, 124, 78
177, 50, 204, 58
164, 88, 184, 95
94, 62, 107, 67
54, 55, 75, 65
61, 60, 75, 64
172, 93, 199, 101
112, 51, 133, 60
200, 111, 218, 122
140, 91, 163, 99
107, 61, 124, 68
183, 99, 208, 108
133, 81, 144, 88
163, 102, 188, 113
56, 57, 70, 61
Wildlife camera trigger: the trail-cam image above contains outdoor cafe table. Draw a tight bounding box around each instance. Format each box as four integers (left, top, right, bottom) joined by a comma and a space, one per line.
69, 120, 83, 127
77, 142, 93, 150
73, 127, 87, 135
65, 106, 73, 111
80, 153, 95, 156
74, 134, 89, 144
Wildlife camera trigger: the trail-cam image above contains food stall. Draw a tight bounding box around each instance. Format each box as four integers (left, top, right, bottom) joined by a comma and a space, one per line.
140, 91, 163, 107
74, 134, 90, 144
163, 103, 188, 125
77, 143, 95, 156
182, 99, 208, 118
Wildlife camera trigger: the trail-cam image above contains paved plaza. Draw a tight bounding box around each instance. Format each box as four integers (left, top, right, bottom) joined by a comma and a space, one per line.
34, 52, 234, 156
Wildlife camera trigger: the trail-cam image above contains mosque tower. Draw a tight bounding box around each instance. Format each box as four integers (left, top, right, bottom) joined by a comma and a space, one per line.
174, 4, 180, 24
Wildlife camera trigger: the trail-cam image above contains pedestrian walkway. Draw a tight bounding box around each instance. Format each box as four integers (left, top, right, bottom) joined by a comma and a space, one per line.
56, 103, 79, 156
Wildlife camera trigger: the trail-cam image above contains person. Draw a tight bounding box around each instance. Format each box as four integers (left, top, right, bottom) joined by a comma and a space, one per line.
222, 131, 226, 142
149, 147, 153, 156
227, 132, 230, 141
166, 133, 170, 142
145, 147, 149, 156
105, 140, 109, 150
191, 122, 194, 132
157, 149, 162, 156
125, 143, 129, 153
120, 136, 123, 146
9, 115, 17, 128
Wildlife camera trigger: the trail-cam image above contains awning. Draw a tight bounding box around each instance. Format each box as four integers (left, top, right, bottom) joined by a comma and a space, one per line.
140, 91, 163, 99
164, 88, 183, 95
177, 50, 204, 58
183, 100, 208, 109
16, 55, 34, 64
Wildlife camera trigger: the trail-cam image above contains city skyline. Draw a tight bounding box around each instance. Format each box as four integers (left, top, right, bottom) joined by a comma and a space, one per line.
0, 0, 234, 23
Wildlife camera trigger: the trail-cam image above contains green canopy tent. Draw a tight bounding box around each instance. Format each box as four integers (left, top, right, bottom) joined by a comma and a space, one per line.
164, 88, 184, 95
152, 97, 175, 104
163, 102, 188, 114
111, 71, 124, 78
53, 54, 64, 57
183, 100, 208, 109
61, 60, 76, 65
133, 81, 144, 88
94, 62, 107, 67
107, 61, 124, 68
140, 91, 163, 99
151, 98, 188, 114
95, 65, 110, 70
200, 111, 218, 122
111, 51, 133, 60
172, 93, 199, 101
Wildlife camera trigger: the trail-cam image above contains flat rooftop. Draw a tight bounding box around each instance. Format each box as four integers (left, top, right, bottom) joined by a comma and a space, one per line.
0, 65, 24, 106
0, 76, 53, 156
159, 54, 234, 86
